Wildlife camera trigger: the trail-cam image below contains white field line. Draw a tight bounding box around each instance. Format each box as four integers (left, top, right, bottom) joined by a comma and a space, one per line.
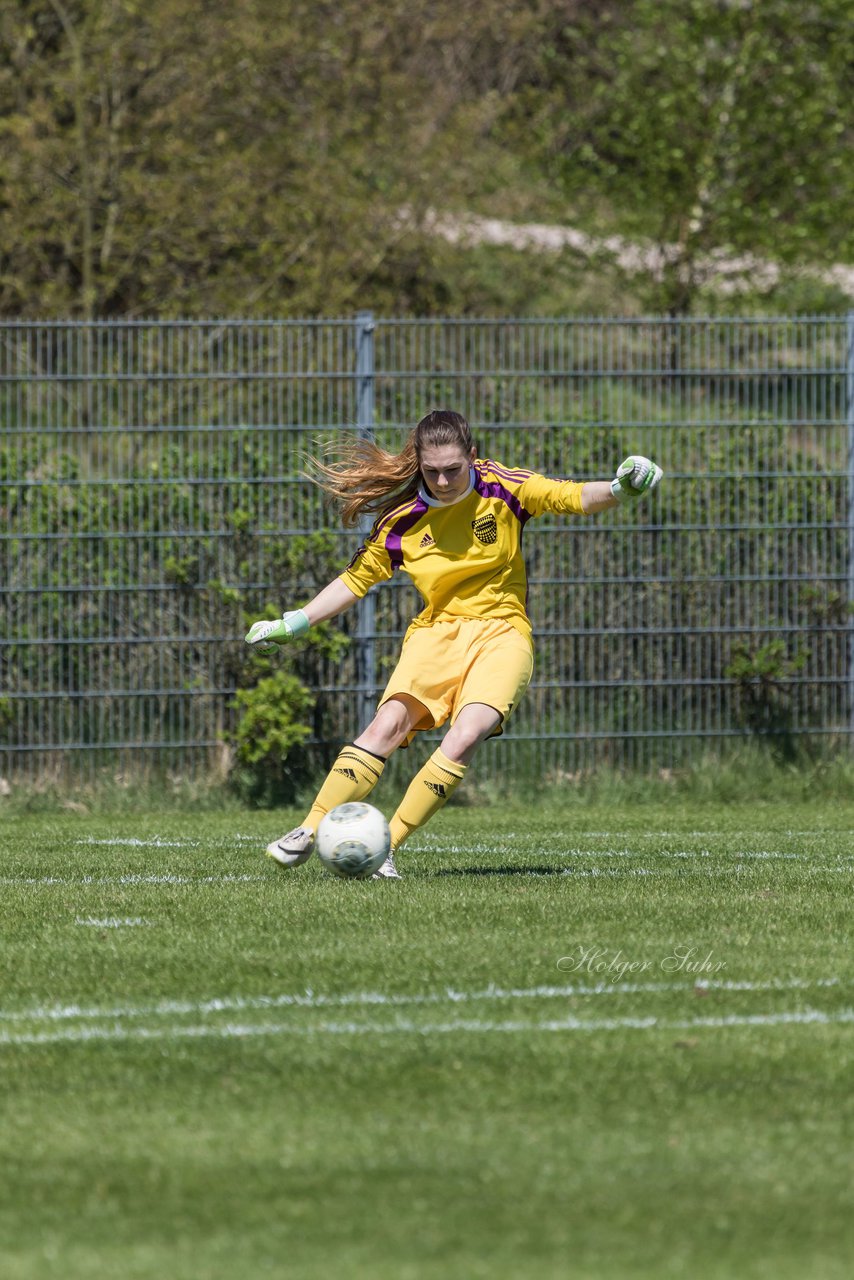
73, 835, 299, 847
2, 1006, 853, 1048
547, 865, 854, 877
423, 844, 853, 861
435, 858, 854, 876
74, 917, 151, 928
75, 837, 196, 847
66, 833, 854, 866
0, 976, 844, 1027
0, 873, 265, 886
533, 830, 854, 838
73, 834, 268, 846
3, 862, 853, 888
73, 832, 854, 852
484, 831, 854, 839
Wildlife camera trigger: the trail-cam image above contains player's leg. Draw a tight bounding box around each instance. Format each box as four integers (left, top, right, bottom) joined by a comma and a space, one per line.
378, 621, 533, 877
354, 693, 427, 759
441, 702, 505, 765
266, 694, 425, 867
384, 702, 500, 854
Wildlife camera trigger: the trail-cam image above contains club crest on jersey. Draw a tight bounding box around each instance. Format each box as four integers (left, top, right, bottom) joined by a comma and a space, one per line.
471, 513, 498, 545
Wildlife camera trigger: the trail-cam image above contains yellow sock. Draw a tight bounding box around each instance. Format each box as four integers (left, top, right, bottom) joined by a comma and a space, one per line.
389, 747, 467, 850
304, 745, 386, 831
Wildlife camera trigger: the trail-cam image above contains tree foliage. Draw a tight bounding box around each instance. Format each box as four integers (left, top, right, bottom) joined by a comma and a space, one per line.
1, 1, 851, 317
0, 0, 554, 315
503, 0, 854, 311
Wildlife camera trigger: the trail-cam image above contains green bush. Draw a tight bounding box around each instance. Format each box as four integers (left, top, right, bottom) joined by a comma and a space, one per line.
228, 670, 315, 808
724, 639, 809, 762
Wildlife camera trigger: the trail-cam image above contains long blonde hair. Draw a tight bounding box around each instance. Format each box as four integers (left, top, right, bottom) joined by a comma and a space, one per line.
309, 409, 475, 528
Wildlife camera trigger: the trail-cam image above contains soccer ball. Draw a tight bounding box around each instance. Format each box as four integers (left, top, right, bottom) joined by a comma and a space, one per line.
315, 802, 391, 879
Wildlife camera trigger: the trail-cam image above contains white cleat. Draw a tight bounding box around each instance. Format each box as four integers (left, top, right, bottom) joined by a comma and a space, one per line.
372, 851, 402, 880
266, 826, 315, 868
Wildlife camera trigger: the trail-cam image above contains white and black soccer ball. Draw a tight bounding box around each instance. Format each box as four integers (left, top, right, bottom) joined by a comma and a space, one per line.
316, 802, 391, 879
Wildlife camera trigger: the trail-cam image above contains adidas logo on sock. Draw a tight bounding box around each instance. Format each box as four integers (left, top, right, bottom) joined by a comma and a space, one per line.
334, 768, 358, 782
419, 533, 434, 548
425, 781, 446, 798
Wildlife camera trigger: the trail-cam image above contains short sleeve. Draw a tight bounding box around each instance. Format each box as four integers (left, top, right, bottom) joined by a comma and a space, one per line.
338, 533, 395, 598
516, 471, 586, 518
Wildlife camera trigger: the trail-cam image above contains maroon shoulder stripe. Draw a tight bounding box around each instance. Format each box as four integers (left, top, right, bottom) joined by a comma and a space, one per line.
473, 473, 531, 525
370, 494, 422, 542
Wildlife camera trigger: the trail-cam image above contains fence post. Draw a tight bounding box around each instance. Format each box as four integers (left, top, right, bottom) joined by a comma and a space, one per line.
354, 311, 377, 733
848, 312, 854, 745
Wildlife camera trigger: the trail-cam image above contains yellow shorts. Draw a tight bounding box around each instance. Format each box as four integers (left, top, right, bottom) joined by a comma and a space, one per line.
378, 617, 534, 745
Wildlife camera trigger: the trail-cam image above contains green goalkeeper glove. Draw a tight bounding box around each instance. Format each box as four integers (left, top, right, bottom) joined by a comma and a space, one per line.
245, 609, 310, 653
610, 455, 663, 502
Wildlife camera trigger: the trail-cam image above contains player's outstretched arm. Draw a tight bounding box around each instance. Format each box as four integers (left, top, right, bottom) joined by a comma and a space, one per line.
580, 455, 664, 514
245, 577, 360, 652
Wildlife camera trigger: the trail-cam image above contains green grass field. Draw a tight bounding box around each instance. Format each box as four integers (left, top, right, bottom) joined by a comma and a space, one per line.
1, 797, 852, 1279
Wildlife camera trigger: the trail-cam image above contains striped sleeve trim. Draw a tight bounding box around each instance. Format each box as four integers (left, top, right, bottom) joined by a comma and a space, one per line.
344, 543, 368, 573
482, 460, 535, 483
485, 459, 575, 486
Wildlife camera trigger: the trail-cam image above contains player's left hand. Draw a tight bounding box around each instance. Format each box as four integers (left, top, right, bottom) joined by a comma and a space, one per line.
610, 456, 663, 502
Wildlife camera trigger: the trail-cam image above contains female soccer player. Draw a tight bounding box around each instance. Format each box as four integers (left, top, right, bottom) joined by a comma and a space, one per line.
245, 409, 662, 878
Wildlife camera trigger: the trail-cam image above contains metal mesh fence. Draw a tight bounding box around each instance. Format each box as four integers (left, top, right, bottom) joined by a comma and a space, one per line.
1, 315, 852, 784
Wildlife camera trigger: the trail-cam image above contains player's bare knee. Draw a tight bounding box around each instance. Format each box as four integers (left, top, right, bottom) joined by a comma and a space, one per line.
442, 704, 501, 763
441, 730, 484, 761
356, 699, 413, 756
441, 737, 483, 767
355, 721, 399, 757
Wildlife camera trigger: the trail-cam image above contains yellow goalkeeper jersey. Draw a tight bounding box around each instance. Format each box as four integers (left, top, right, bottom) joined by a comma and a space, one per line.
338, 458, 586, 641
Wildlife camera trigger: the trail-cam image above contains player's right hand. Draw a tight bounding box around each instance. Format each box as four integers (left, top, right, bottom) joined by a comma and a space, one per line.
245, 609, 309, 653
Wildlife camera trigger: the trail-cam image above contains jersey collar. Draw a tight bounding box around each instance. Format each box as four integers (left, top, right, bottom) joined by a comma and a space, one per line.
418, 465, 477, 509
